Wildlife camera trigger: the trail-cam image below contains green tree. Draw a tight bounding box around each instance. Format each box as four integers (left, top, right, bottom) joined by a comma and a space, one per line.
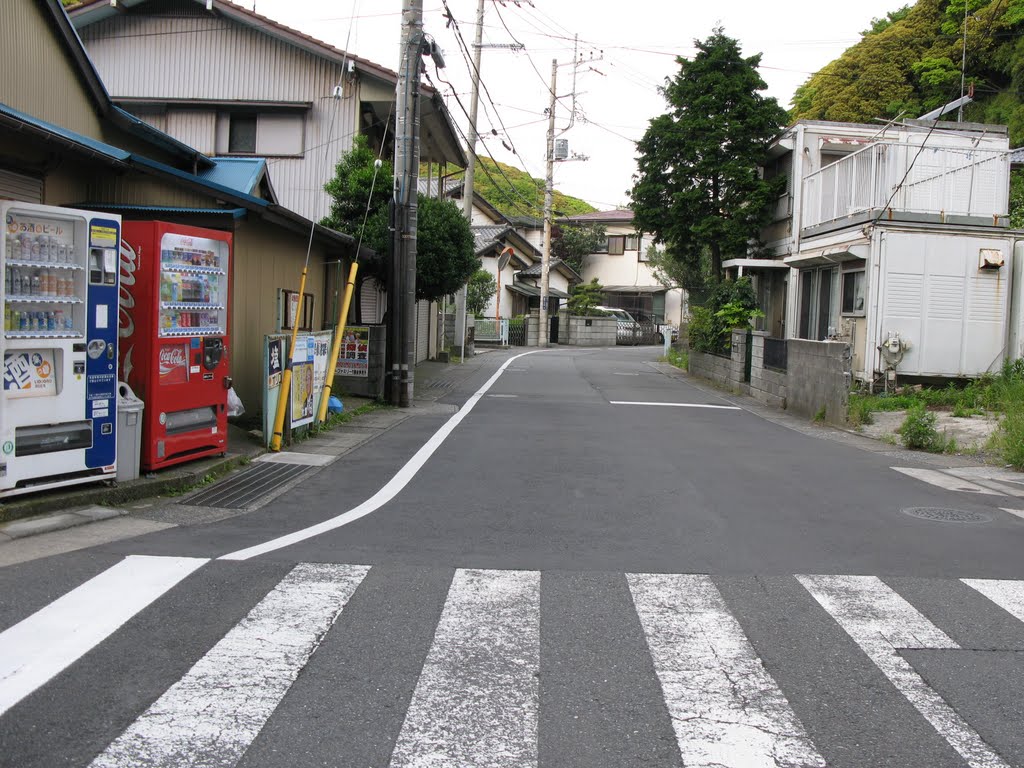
551, 223, 606, 274
467, 269, 497, 316
630, 28, 788, 287
567, 278, 605, 316
862, 5, 913, 37
321, 135, 391, 256
415, 196, 478, 302
322, 138, 478, 304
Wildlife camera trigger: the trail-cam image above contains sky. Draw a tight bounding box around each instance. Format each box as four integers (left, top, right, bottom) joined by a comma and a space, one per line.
244, 0, 905, 211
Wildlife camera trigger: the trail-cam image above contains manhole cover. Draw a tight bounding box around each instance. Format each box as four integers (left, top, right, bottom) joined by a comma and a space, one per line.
901, 507, 992, 523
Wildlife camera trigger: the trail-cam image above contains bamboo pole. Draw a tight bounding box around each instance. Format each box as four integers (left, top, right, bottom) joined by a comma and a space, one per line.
317, 261, 359, 423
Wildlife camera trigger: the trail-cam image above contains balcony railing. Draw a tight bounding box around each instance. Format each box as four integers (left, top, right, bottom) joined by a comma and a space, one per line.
801, 141, 1008, 230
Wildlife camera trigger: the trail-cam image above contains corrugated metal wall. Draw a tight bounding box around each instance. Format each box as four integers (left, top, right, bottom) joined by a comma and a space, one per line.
80, 13, 360, 222
416, 299, 430, 363
1, 0, 104, 140
230, 218, 328, 410
0, 169, 42, 204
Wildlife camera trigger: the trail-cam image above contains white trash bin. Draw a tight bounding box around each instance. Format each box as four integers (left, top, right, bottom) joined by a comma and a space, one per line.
116, 381, 145, 482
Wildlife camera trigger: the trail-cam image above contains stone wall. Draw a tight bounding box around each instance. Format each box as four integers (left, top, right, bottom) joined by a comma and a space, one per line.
687, 329, 851, 425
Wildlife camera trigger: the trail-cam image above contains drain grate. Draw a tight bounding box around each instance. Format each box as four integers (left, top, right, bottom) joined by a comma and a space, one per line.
901, 507, 992, 524
184, 462, 310, 509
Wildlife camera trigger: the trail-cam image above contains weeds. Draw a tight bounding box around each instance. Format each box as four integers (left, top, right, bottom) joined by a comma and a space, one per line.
897, 403, 946, 452
664, 347, 689, 371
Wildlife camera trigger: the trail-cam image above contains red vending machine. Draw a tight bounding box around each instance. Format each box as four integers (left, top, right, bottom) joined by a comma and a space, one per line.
118, 221, 232, 471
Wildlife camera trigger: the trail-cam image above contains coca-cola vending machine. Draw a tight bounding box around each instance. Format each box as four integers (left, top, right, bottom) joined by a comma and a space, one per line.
118, 221, 231, 471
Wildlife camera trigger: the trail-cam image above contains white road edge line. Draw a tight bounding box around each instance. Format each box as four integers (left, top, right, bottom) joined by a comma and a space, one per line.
962, 579, 1024, 624
220, 350, 547, 560
798, 574, 1010, 768
0, 555, 208, 716
1000, 508, 1024, 520
890, 467, 1003, 496
89, 562, 369, 768
389, 569, 540, 768
627, 573, 826, 768
609, 401, 741, 410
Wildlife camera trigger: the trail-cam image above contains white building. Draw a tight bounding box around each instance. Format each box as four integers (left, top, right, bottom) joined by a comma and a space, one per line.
738, 118, 1021, 384
556, 209, 685, 328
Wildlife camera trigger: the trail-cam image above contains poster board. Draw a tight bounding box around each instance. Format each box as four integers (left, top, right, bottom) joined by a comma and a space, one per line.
262, 331, 332, 446
335, 326, 370, 378
3, 350, 56, 398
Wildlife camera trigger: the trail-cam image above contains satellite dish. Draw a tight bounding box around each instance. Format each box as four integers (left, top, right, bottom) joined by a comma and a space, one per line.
497, 247, 513, 271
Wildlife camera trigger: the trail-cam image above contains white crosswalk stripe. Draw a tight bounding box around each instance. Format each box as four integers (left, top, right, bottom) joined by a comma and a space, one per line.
3, 562, 1024, 768
962, 578, 1024, 624
797, 574, 1011, 768
627, 573, 826, 768
0, 555, 208, 717
89, 562, 368, 768
389, 568, 540, 768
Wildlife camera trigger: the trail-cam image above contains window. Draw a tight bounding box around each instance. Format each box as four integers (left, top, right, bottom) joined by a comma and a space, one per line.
797, 266, 838, 340
841, 270, 866, 315
607, 235, 625, 255
281, 289, 315, 331
219, 112, 305, 156
228, 114, 257, 154
625, 234, 640, 251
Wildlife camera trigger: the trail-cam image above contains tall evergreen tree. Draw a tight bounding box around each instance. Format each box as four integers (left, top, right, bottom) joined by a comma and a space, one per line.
629, 28, 788, 285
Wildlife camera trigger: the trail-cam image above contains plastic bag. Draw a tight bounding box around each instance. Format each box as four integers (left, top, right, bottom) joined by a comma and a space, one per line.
226, 386, 245, 417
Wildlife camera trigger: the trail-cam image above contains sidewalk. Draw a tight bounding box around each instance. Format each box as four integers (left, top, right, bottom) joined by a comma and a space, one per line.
0, 349, 501, 541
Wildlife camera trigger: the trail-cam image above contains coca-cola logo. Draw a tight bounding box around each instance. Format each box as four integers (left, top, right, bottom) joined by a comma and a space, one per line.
118, 239, 138, 339
159, 346, 187, 374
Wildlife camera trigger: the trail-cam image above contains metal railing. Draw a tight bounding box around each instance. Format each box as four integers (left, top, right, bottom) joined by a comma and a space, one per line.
474, 318, 509, 345
508, 317, 528, 346
764, 337, 787, 372
801, 141, 1008, 230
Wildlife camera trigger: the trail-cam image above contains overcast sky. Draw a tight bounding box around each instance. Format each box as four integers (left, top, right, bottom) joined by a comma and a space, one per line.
247, 0, 904, 210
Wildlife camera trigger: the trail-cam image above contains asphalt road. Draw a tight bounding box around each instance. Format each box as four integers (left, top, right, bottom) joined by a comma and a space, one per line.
2, 345, 1023, 768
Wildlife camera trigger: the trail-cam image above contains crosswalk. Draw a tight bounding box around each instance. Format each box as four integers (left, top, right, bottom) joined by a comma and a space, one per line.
2, 559, 1024, 768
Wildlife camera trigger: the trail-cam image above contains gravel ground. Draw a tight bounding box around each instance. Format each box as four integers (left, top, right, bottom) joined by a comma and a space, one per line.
857, 409, 1002, 457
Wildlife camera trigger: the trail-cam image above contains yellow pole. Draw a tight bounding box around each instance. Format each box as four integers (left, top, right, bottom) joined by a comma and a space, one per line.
270, 268, 309, 452
317, 261, 359, 423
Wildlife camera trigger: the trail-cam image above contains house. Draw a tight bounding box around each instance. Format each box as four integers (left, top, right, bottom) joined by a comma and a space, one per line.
418, 178, 579, 323
741, 118, 1019, 385
69, 0, 467, 363
556, 209, 686, 328
1, 0, 365, 412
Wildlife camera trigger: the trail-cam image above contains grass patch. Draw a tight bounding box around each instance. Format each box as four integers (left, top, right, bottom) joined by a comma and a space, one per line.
664, 346, 689, 371
850, 358, 1024, 466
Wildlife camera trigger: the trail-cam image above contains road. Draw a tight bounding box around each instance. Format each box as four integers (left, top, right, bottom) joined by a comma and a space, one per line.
1, 345, 1023, 768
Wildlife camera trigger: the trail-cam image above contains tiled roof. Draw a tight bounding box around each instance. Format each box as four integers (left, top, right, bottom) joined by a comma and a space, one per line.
558, 208, 634, 223
517, 259, 565, 277
472, 225, 509, 252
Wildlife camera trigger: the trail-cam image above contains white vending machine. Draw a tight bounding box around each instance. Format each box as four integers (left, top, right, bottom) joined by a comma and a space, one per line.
2, 202, 121, 497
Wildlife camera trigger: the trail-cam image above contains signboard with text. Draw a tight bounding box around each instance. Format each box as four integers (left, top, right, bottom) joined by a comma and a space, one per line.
335, 326, 370, 378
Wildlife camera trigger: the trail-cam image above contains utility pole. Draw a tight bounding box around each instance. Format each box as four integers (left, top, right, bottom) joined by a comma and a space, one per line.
539, 58, 557, 348
457, 0, 485, 361
392, 0, 424, 406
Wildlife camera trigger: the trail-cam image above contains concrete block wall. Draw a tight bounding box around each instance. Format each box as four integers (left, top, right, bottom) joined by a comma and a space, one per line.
563, 315, 616, 346
749, 331, 787, 409
688, 329, 850, 425
785, 339, 851, 423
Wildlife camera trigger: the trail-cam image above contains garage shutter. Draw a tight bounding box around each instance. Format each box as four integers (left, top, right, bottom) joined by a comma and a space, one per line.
360, 278, 384, 324
0, 168, 43, 204
415, 299, 430, 363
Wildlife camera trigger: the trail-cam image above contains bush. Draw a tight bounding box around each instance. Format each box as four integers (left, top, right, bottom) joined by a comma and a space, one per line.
995, 410, 1024, 469
687, 277, 761, 354
897, 403, 946, 451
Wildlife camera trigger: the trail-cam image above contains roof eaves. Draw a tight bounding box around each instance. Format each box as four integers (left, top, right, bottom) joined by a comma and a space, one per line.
0, 103, 131, 165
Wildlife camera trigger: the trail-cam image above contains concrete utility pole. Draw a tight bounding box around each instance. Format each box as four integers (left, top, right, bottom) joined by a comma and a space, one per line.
539, 58, 557, 348
457, 0, 486, 361
391, 0, 424, 406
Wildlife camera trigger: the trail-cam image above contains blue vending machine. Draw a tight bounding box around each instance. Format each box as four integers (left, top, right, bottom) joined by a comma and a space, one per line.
1, 202, 120, 497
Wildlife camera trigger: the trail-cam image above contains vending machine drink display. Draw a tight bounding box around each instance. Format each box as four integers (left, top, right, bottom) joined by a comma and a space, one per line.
1, 202, 120, 497
119, 221, 231, 471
